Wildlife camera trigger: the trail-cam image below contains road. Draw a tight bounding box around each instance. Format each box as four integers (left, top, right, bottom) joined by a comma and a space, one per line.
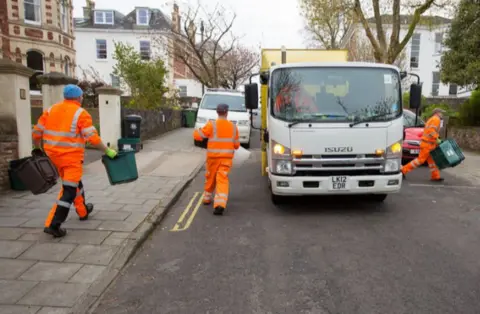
93, 123, 480, 314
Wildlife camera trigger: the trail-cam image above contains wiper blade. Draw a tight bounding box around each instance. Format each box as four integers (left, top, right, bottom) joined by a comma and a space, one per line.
349, 113, 393, 127
288, 119, 311, 128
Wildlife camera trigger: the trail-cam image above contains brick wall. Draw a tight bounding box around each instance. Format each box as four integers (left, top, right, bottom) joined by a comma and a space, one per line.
0, 116, 18, 192
449, 127, 480, 152
122, 108, 182, 140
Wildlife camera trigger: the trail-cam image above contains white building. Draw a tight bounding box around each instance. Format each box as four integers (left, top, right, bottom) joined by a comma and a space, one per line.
342, 15, 471, 98
74, 2, 202, 98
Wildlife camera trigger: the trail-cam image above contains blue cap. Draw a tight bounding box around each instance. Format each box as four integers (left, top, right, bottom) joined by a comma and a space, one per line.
63, 84, 83, 99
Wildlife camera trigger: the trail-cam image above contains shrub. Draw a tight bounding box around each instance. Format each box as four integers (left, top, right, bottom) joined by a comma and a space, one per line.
420, 103, 458, 120
458, 89, 480, 126
402, 92, 427, 109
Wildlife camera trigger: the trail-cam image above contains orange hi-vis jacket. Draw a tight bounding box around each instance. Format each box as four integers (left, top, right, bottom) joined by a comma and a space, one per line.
32, 100, 102, 160
421, 114, 441, 147
193, 119, 240, 158
275, 86, 317, 114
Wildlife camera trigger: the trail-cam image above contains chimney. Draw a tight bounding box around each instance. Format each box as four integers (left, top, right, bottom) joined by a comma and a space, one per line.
83, 0, 95, 19
171, 3, 180, 32
187, 20, 196, 41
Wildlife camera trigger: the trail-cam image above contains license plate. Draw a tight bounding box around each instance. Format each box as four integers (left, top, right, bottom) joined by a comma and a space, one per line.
329, 176, 349, 190
410, 149, 420, 154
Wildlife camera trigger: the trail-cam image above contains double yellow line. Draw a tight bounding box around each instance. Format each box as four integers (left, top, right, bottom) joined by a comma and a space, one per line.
170, 192, 204, 232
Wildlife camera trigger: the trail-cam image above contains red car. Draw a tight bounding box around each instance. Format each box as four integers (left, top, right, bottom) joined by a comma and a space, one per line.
402, 109, 425, 164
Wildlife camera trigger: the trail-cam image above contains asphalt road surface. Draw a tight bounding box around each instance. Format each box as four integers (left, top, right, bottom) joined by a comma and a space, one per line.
93, 126, 480, 314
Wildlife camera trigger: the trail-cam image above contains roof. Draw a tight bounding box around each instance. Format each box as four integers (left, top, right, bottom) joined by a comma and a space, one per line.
271, 62, 400, 71
366, 14, 451, 26
74, 7, 172, 31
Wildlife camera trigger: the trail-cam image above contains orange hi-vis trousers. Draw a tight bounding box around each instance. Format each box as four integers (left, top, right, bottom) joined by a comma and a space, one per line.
203, 158, 233, 209
44, 158, 88, 228
401, 142, 441, 180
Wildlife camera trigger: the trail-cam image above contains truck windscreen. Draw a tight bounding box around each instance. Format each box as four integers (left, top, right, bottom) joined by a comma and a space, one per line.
200, 94, 247, 112
270, 67, 401, 123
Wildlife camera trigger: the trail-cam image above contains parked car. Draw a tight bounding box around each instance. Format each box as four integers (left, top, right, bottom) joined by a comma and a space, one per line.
402, 109, 425, 164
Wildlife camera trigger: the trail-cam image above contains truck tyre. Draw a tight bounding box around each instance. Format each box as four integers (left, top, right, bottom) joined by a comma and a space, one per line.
370, 194, 387, 202
271, 192, 285, 205
242, 140, 250, 149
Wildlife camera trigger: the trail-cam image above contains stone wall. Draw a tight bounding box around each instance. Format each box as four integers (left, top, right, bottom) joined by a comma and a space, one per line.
425, 97, 469, 111
122, 108, 182, 140
0, 116, 19, 192
448, 127, 480, 151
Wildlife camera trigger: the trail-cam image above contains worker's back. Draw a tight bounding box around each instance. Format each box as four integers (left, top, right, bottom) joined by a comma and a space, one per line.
207, 119, 237, 158
43, 100, 86, 159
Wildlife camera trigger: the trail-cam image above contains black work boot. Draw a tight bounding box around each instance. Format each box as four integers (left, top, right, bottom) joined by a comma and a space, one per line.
44, 226, 67, 238
79, 203, 94, 221
213, 206, 225, 215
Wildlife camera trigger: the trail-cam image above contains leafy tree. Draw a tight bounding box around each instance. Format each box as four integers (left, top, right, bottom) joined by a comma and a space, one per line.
440, 0, 480, 89
112, 41, 169, 109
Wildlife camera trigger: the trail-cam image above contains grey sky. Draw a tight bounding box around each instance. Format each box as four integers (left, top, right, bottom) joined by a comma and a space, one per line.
72, 0, 306, 49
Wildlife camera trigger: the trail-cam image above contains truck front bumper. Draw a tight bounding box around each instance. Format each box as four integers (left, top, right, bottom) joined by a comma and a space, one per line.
269, 172, 403, 196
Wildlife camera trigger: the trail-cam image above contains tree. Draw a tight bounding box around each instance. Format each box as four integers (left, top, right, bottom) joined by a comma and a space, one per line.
299, 0, 354, 49
219, 45, 259, 89
158, 2, 237, 88
301, 0, 452, 64
440, 0, 480, 89
112, 42, 170, 109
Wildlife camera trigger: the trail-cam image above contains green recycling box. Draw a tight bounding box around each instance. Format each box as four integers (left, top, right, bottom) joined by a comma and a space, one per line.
430, 139, 465, 170
101, 150, 139, 185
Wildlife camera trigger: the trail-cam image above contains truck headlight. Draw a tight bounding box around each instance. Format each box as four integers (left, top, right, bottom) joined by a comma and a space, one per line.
196, 116, 207, 123
237, 120, 249, 126
386, 141, 402, 158
384, 159, 401, 173
274, 160, 293, 174
270, 139, 294, 175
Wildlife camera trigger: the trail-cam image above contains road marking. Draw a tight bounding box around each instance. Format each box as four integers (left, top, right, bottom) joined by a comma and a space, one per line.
170, 192, 204, 232
407, 183, 480, 189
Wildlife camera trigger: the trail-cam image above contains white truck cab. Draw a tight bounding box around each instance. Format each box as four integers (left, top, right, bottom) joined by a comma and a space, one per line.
244, 61, 424, 204
194, 88, 252, 148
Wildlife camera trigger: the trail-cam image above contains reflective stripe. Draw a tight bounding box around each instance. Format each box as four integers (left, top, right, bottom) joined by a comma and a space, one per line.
207, 149, 235, 154
35, 123, 45, 131
70, 107, 84, 133
82, 126, 96, 135
197, 129, 207, 139
209, 120, 237, 143
216, 193, 228, 198
426, 124, 439, 132
43, 139, 85, 148
63, 180, 78, 187
32, 130, 42, 136
77, 188, 84, 196
56, 200, 71, 207
44, 129, 81, 138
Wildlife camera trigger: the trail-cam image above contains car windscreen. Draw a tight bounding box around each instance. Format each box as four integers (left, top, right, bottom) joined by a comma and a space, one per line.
200, 94, 246, 112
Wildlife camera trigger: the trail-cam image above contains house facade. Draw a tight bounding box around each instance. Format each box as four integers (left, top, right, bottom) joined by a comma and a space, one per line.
74, 2, 202, 98
0, 0, 76, 95
342, 15, 471, 98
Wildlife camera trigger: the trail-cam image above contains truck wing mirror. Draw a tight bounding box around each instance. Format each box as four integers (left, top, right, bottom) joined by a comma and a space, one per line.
244, 83, 259, 110
409, 83, 422, 109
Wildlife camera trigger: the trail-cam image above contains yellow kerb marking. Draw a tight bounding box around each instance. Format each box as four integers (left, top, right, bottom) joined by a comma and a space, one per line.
170, 192, 204, 232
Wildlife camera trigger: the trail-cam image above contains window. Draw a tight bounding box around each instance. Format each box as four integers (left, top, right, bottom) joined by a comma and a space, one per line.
96, 39, 107, 59
136, 8, 149, 25
434, 32, 443, 53
94, 11, 114, 25
403, 110, 425, 127
449, 84, 458, 96
110, 74, 120, 88
410, 33, 420, 68
179, 86, 187, 97
431, 71, 440, 96
60, 2, 67, 32
139, 41, 151, 60
26, 50, 44, 91
64, 57, 70, 76
200, 94, 246, 112
24, 0, 41, 24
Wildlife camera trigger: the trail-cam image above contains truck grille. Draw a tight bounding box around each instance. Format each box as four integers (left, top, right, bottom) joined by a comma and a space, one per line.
293, 154, 385, 176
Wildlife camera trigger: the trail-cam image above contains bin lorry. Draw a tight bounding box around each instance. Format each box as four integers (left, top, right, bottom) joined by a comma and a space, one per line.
244, 48, 423, 204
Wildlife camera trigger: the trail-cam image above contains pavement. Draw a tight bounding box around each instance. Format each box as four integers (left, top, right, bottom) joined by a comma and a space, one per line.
0, 128, 205, 314
91, 127, 480, 314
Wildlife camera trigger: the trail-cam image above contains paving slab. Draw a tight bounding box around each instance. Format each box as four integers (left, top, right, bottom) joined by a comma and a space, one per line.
68, 265, 106, 284
0, 240, 33, 258
91, 211, 131, 221
0, 228, 27, 240
0, 217, 30, 227
19, 261, 83, 282
0, 279, 38, 303
65, 244, 119, 265
19, 243, 77, 262
37, 307, 71, 314
97, 221, 140, 232
0, 258, 36, 280
18, 282, 89, 307
59, 230, 111, 245
0, 305, 40, 314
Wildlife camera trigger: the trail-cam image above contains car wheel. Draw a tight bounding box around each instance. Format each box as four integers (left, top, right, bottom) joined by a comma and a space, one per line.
369, 194, 387, 202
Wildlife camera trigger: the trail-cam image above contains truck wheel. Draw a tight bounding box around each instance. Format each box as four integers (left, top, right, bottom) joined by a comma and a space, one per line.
370, 194, 387, 202
242, 140, 250, 149
271, 192, 285, 205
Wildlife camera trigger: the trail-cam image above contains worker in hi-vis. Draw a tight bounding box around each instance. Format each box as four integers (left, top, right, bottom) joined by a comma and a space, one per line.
32, 84, 118, 237
193, 104, 240, 215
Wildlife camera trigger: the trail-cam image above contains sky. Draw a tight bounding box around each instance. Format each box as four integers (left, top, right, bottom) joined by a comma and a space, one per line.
72, 0, 307, 49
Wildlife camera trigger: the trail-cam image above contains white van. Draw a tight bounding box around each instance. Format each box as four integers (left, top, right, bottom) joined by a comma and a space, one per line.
194, 88, 251, 148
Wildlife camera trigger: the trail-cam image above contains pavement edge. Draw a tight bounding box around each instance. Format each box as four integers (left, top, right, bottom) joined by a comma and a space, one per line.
71, 161, 205, 314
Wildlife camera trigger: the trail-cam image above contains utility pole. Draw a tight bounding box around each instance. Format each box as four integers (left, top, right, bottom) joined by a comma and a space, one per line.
200, 20, 205, 95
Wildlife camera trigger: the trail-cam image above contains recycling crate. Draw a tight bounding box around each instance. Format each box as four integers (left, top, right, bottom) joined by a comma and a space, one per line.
431, 138, 465, 170
101, 150, 138, 185
8, 159, 28, 191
